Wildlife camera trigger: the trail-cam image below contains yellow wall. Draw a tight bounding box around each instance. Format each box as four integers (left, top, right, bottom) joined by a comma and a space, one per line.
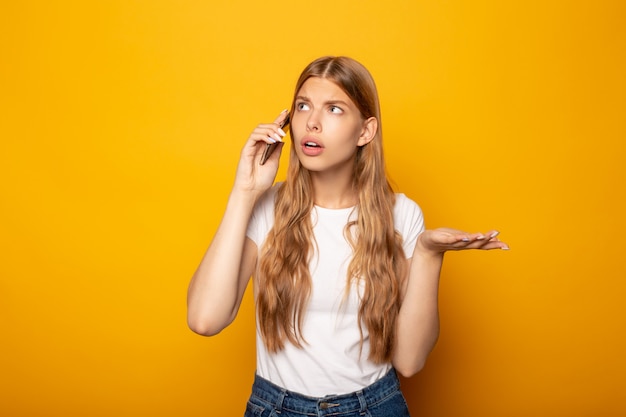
1, 1, 624, 416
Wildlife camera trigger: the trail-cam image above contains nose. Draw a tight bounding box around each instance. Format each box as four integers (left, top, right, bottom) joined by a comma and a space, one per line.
306, 110, 321, 132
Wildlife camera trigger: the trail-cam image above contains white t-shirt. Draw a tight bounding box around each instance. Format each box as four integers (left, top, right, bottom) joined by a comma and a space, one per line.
246, 184, 424, 397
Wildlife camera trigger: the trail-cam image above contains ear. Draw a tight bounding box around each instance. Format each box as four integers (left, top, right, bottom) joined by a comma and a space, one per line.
357, 117, 378, 147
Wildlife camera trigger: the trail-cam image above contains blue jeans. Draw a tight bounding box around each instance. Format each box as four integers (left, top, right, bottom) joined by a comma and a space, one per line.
244, 368, 411, 416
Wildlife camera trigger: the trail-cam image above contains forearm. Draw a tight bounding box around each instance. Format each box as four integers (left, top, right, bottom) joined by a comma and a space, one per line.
392, 226, 508, 376
392, 250, 443, 377
187, 188, 259, 335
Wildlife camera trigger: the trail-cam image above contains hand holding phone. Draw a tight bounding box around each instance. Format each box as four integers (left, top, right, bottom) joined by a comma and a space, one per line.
259, 113, 290, 165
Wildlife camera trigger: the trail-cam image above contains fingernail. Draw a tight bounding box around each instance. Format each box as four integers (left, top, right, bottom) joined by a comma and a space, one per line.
490, 231, 500, 238
272, 133, 282, 142
501, 245, 510, 250
278, 128, 286, 136
280, 109, 288, 113
267, 136, 276, 143
476, 235, 485, 240
462, 237, 470, 242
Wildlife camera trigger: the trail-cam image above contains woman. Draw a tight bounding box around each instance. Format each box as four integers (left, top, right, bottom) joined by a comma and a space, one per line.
187, 56, 508, 416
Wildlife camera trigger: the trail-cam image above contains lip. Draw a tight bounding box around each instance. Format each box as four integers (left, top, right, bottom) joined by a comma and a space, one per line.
300, 136, 324, 156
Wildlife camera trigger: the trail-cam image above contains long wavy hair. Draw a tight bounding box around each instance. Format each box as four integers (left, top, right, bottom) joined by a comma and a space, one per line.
256, 56, 407, 364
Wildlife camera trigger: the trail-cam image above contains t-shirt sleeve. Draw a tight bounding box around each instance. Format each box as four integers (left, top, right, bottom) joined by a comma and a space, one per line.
246, 208, 261, 247
394, 193, 425, 258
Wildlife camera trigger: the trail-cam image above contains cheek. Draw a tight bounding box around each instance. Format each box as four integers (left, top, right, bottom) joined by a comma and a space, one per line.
289, 115, 305, 140
340, 123, 365, 145
290, 127, 303, 146
325, 118, 358, 138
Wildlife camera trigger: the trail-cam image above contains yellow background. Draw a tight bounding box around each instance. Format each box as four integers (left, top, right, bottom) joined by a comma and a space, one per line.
1, 1, 624, 416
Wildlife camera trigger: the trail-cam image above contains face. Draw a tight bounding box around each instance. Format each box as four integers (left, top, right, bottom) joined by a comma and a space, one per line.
290, 77, 376, 175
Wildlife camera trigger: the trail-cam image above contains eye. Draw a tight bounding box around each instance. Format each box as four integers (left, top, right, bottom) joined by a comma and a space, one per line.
329, 105, 343, 114
296, 102, 310, 111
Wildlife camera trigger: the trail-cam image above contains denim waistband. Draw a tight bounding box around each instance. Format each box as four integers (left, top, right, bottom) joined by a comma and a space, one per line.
250, 369, 401, 416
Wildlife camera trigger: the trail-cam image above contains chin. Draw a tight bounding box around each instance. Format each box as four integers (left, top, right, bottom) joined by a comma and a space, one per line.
297, 159, 324, 172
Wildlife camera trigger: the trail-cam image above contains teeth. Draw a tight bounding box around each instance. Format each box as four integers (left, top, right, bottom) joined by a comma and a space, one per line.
305, 142, 319, 147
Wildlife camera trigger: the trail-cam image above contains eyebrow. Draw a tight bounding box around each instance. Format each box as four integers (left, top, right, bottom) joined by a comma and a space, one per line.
295, 95, 351, 107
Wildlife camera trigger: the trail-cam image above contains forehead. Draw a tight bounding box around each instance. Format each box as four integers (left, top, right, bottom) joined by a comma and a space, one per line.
297, 77, 355, 105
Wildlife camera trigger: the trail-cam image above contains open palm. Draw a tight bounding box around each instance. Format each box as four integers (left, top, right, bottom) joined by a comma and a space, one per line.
417, 227, 509, 254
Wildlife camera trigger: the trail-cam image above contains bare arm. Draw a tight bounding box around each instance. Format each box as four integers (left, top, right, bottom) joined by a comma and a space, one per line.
186, 111, 288, 336
393, 228, 509, 377
392, 247, 442, 377
187, 192, 259, 336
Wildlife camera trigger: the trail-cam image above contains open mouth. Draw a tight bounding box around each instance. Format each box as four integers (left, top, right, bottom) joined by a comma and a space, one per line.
301, 138, 324, 156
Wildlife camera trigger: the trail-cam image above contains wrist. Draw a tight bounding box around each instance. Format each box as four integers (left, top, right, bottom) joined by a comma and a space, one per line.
414, 233, 445, 260
228, 187, 261, 210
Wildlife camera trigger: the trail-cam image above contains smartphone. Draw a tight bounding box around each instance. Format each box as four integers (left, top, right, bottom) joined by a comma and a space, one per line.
259, 113, 290, 165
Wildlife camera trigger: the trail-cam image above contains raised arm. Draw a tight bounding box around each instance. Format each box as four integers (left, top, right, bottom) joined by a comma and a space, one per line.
186, 111, 288, 336
393, 228, 509, 377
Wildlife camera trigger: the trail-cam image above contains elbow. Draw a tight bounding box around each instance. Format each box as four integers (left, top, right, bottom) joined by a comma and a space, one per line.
393, 341, 438, 378
187, 314, 228, 337
394, 359, 426, 379
187, 299, 239, 336
393, 326, 440, 378
188, 322, 221, 337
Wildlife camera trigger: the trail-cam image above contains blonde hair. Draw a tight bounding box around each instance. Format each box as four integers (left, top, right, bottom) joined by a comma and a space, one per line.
257, 56, 407, 363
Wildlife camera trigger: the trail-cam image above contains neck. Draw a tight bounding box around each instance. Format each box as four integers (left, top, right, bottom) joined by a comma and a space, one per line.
310, 169, 357, 209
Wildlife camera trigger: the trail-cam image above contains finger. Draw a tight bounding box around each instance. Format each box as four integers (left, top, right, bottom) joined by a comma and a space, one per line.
457, 234, 472, 243
242, 132, 280, 162
486, 230, 500, 240
258, 122, 287, 143
457, 232, 482, 243
250, 128, 283, 144
264, 141, 284, 165
272, 109, 289, 127
477, 241, 510, 250
483, 231, 509, 249
471, 234, 510, 250
435, 232, 469, 245
268, 110, 290, 139
464, 230, 500, 242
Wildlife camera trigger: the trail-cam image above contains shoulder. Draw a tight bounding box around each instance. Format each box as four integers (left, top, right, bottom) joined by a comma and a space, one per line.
393, 193, 422, 218
255, 182, 282, 210
393, 193, 425, 235
393, 193, 425, 257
